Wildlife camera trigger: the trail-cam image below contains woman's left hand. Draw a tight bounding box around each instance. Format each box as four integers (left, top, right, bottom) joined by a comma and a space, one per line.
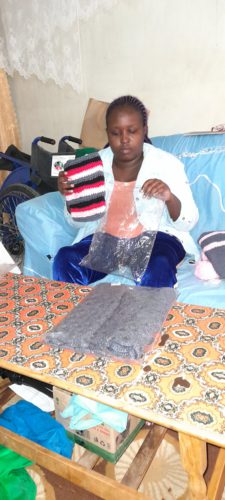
141, 179, 172, 202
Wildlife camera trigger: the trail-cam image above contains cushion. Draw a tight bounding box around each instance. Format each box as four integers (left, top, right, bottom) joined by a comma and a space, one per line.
16, 192, 76, 258
152, 133, 225, 243
152, 132, 225, 307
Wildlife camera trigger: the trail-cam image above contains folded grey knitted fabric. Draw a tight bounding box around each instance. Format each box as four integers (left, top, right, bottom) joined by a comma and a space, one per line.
45, 284, 176, 360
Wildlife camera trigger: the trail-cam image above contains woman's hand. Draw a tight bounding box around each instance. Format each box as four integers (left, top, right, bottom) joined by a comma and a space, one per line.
141, 178, 172, 202
141, 178, 181, 221
58, 171, 74, 196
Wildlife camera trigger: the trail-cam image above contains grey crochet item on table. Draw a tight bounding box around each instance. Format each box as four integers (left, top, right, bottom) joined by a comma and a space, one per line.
45, 284, 176, 360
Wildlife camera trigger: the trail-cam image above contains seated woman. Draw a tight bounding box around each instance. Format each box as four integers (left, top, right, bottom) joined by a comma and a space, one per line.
53, 95, 199, 288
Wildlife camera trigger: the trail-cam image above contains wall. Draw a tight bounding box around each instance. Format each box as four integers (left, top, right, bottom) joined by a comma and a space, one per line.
9, 0, 225, 152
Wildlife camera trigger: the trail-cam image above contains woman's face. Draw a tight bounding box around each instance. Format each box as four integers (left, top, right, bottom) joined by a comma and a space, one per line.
107, 105, 147, 163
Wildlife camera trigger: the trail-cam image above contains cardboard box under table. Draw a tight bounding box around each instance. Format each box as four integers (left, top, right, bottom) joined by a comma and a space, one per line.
53, 387, 144, 463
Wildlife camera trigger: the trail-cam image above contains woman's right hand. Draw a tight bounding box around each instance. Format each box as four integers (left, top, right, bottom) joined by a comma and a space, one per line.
58, 171, 74, 196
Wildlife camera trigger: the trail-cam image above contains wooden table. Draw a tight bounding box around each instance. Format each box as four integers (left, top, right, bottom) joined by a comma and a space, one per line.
0, 273, 224, 499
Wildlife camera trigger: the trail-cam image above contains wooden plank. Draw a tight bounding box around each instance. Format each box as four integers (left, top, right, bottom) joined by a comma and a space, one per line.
179, 432, 208, 500
0, 387, 15, 407
0, 69, 21, 152
207, 448, 225, 500
121, 424, 167, 489
0, 426, 152, 500
76, 448, 100, 469
0, 378, 10, 390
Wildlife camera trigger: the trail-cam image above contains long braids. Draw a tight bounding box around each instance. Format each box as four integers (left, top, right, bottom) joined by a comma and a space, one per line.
106, 95, 152, 144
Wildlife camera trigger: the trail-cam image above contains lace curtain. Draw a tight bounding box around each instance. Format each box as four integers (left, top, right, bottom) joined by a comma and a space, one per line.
0, 0, 117, 92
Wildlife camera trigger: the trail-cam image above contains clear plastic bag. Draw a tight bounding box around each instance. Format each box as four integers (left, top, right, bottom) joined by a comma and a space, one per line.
0, 242, 21, 275
80, 182, 165, 282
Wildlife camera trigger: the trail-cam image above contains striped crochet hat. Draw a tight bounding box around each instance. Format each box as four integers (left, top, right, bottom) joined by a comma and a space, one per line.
64, 152, 106, 221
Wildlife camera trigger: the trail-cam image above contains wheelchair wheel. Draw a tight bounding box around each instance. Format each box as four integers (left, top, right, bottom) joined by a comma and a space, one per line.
0, 183, 38, 264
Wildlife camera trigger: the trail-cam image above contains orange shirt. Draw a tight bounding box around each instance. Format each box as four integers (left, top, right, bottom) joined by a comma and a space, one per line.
103, 181, 143, 238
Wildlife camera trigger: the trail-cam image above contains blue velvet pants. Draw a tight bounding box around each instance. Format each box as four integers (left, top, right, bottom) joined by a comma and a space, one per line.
53, 231, 185, 288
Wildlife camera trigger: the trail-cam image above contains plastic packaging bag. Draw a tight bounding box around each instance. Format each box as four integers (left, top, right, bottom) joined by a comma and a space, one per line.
81, 183, 164, 282
0, 241, 21, 275
0, 400, 73, 458
61, 394, 128, 432
0, 446, 36, 500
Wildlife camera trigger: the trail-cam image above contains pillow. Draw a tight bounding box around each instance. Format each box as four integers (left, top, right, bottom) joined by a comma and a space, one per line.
152, 133, 225, 245
179, 148, 225, 243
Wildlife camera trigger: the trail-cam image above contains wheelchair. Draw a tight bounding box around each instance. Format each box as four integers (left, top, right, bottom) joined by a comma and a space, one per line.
0, 135, 84, 265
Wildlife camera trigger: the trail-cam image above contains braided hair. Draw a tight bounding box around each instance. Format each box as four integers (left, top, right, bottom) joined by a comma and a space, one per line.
106, 95, 152, 144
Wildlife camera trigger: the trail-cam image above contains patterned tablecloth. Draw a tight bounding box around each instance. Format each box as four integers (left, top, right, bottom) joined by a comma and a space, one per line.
0, 273, 225, 446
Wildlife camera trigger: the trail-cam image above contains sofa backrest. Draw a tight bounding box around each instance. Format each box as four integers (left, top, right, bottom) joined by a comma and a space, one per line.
151, 133, 225, 246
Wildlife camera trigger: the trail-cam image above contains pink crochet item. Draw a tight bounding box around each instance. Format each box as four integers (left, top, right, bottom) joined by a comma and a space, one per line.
195, 252, 220, 280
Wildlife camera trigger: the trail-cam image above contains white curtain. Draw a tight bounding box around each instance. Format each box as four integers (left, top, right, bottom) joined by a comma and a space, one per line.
0, 0, 117, 92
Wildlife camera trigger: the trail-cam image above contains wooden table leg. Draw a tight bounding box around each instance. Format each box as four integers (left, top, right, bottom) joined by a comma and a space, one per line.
179, 432, 208, 500
207, 448, 225, 500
